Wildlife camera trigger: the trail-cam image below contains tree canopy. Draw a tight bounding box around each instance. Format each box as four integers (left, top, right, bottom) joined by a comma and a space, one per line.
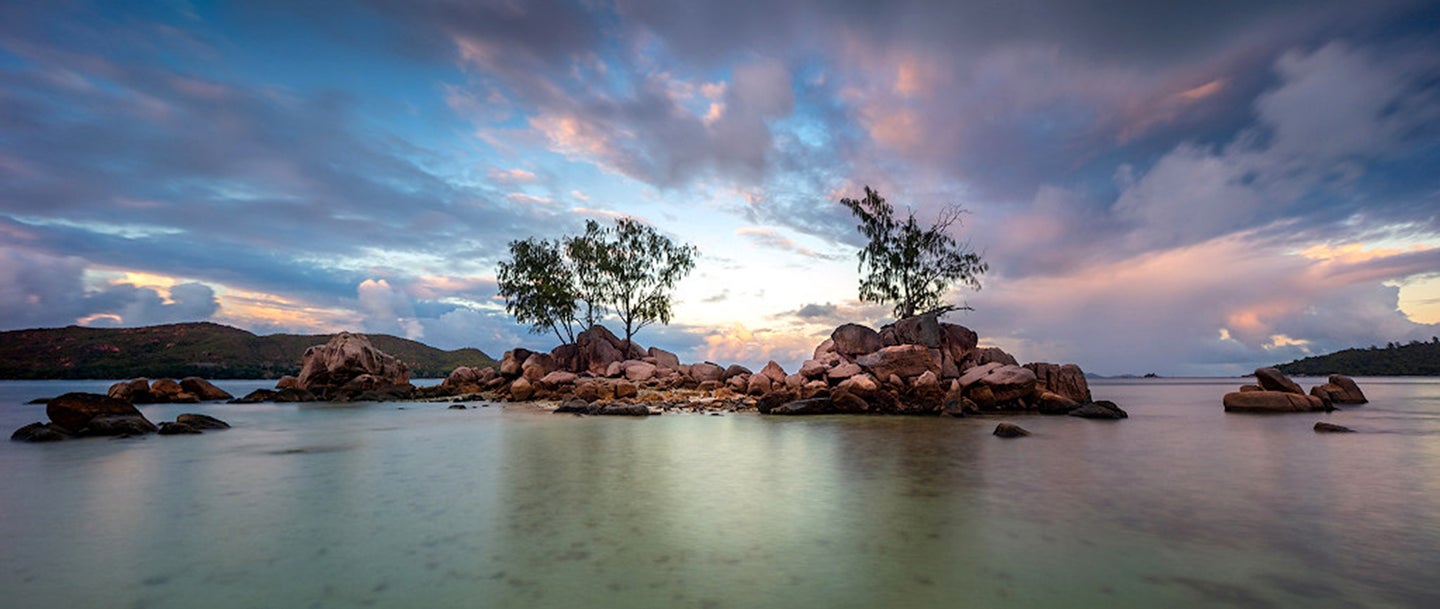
495, 218, 697, 348
840, 186, 987, 319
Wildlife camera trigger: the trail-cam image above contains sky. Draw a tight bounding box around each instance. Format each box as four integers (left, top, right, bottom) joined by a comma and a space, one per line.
2, 0, 1439, 376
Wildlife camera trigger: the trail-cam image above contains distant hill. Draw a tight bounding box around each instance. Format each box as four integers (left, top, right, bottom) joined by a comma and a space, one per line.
1275, 340, 1440, 376
0, 322, 497, 380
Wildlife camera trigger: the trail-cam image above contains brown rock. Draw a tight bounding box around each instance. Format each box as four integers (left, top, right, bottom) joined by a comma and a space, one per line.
856, 345, 938, 380
690, 362, 725, 383
726, 374, 749, 392
176, 413, 230, 429
891, 312, 943, 348
522, 353, 558, 382
509, 377, 535, 401
1327, 375, 1368, 404
539, 370, 579, 386
957, 362, 1003, 388
625, 361, 658, 382
1025, 363, 1092, 403
759, 361, 787, 384
812, 338, 837, 360
1314, 421, 1354, 433
836, 373, 879, 395
940, 323, 978, 363
826, 361, 863, 381
974, 347, 1017, 367
784, 373, 805, 389
150, 378, 185, 401
1239, 384, 1263, 392
831, 323, 881, 357
275, 375, 301, 390
1068, 400, 1128, 419
614, 380, 638, 399
1223, 391, 1325, 413
913, 370, 940, 390
798, 359, 827, 378
180, 377, 234, 401
1253, 367, 1303, 394
746, 374, 773, 396
499, 348, 533, 378
1036, 391, 1081, 414
982, 365, 1039, 404
723, 364, 753, 380
46, 392, 152, 434
297, 332, 410, 391
993, 423, 1030, 438
648, 347, 680, 369
11, 422, 71, 442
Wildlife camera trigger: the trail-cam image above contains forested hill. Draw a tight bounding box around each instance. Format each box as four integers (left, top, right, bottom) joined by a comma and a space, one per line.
0, 322, 497, 380
1275, 339, 1440, 376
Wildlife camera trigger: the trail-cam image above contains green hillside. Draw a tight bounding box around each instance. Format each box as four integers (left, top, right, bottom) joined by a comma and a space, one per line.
1275, 339, 1440, 376
0, 322, 497, 380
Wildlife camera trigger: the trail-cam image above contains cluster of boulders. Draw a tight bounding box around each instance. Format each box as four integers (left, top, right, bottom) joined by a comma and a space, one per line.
107, 376, 233, 403
1222, 368, 1368, 413
433, 313, 1125, 419
11, 392, 230, 442
232, 332, 416, 403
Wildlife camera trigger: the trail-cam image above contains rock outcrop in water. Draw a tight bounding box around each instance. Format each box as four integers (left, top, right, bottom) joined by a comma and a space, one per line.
107, 377, 233, 403
1222, 367, 1348, 413
11, 392, 231, 443
293, 332, 414, 401
428, 314, 1124, 419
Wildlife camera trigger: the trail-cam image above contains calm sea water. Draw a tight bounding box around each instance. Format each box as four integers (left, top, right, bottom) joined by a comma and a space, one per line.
2, 377, 1438, 609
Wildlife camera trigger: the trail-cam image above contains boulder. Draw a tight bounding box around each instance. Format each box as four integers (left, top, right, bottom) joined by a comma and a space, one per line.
784, 373, 805, 389
1238, 384, 1263, 392
1253, 367, 1303, 394
554, 397, 592, 414
272, 387, 318, 402
831, 324, 881, 357
966, 365, 1038, 404
1327, 375, 1368, 404
47, 393, 153, 434
940, 323, 979, 363
759, 361, 787, 384
275, 375, 301, 390
941, 391, 973, 417
726, 374, 750, 392
81, 414, 159, 437
827, 361, 864, 381
767, 397, 835, 415
150, 378, 187, 401
993, 423, 1030, 438
1309, 385, 1337, 410
625, 361, 658, 383
836, 373, 879, 395
647, 347, 681, 369
1024, 363, 1092, 403
297, 332, 410, 391
690, 362, 725, 383
1068, 400, 1128, 419
11, 422, 71, 442
614, 380, 638, 399
574, 326, 635, 375
232, 388, 278, 403
605, 360, 625, 378
957, 362, 1003, 388
1314, 422, 1355, 433
522, 353, 558, 382
746, 373, 773, 396
723, 364, 753, 380
176, 413, 231, 429
798, 359, 828, 378
539, 370, 579, 387
1036, 391, 1081, 415
912, 370, 940, 390
499, 348, 533, 378
891, 313, 943, 348
813, 338, 837, 359
180, 377, 233, 401
855, 345, 938, 380
108, 378, 153, 403
158, 421, 203, 435
598, 403, 650, 416
509, 378, 535, 401
974, 347, 1017, 367
1223, 391, 1327, 413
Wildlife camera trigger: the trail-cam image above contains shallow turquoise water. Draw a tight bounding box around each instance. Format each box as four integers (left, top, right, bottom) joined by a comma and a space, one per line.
2, 378, 1438, 608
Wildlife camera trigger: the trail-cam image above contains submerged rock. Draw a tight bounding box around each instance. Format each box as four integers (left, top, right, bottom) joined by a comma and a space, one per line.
993, 422, 1030, 438
1313, 421, 1355, 433
11, 422, 71, 442
176, 413, 230, 430
1068, 400, 1129, 419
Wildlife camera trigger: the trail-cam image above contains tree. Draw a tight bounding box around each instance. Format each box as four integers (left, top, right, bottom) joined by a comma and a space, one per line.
563, 220, 611, 330
840, 186, 987, 319
495, 237, 579, 345
591, 218, 698, 351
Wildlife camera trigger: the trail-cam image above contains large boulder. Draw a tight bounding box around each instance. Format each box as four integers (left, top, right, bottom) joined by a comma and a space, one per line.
891, 313, 943, 348
108, 378, 153, 403
499, 348, 533, 378
647, 347, 681, 370
573, 326, 642, 375
855, 345, 938, 380
1326, 375, 1368, 404
831, 324, 881, 357
940, 323, 978, 364
625, 361, 658, 383
723, 364, 753, 380
689, 362, 725, 383
1068, 400, 1128, 419
296, 332, 410, 392
180, 377, 233, 401
509, 377, 535, 401
1253, 367, 1303, 394
798, 359, 828, 378
149, 378, 189, 402
759, 361, 787, 384
1025, 363, 1092, 403
1223, 391, 1328, 413
46, 392, 154, 434
11, 422, 71, 442
974, 347, 1018, 367
521, 353, 559, 382
826, 361, 863, 381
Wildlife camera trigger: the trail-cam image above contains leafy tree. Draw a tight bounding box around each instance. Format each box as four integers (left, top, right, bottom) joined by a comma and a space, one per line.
564, 220, 611, 329
591, 218, 698, 350
495, 237, 579, 344
840, 186, 987, 319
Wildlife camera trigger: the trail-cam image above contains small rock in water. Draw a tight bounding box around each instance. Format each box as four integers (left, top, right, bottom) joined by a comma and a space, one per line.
1313, 422, 1355, 433
448, 404, 468, 410
158, 421, 203, 435
1068, 400, 1128, 419
993, 422, 1030, 438
177, 413, 230, 429
11, 422, 70, 442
